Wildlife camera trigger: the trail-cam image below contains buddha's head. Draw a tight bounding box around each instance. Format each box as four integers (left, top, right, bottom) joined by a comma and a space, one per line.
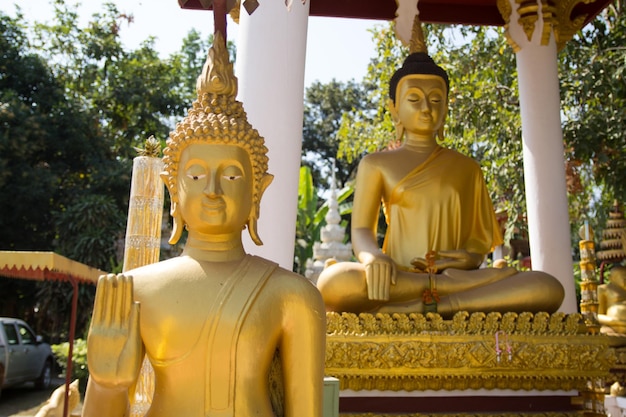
388, 16, 450, 140
162, 33, 273, 245
389, 52, 449, 105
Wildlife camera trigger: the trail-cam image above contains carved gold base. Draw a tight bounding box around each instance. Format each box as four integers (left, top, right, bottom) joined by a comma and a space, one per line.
339, 413, 584, 417
325, 312, 619, 416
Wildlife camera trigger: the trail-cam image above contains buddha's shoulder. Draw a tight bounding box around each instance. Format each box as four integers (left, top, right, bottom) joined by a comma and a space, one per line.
256, 260, 322, 297
361, 149, 400, 163
123, 257, 189, 286
438, 147, 482, 168
358, 149, 403, 173
127, 256, 182, 274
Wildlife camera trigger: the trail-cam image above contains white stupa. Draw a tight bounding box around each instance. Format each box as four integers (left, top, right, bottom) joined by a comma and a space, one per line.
305, 168, 353, 283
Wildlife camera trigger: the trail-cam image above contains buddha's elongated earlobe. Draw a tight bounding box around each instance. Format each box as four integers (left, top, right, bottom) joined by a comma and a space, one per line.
162, 171, 184, 245
388, 98, 405, 142
437, 101, 448, 141
396, 124, 405, 143
437, 126, 444, 141
247, 173, 274, 246
168, 201, 184, 245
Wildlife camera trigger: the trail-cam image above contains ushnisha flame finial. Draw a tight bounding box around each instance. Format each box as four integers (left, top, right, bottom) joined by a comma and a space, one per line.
409, 15, 427, 54
196, 32, 238, 98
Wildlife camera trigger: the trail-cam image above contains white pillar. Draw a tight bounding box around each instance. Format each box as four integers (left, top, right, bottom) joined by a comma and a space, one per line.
507, 3, 577, 313
235, 2, 309, 269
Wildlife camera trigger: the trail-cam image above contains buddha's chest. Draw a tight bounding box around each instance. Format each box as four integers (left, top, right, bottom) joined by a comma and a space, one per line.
138, 280, 227, 361
136, 279, 278, 364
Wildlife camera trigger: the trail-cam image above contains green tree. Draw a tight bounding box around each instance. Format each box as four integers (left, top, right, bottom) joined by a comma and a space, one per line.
302, 80, 372, 189
31, 2, 188, 160
559, 1, 626, 237
0, 11, 124, 256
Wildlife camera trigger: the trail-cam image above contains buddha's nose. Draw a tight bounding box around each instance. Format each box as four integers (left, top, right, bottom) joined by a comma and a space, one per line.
204, 172, 222, 196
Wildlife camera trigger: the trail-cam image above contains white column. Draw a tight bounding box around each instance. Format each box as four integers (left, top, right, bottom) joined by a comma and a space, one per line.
235, 2, 309, 269
508, 3, 577, 313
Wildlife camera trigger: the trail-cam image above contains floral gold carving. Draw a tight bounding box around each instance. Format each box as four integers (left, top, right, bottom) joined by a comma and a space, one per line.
554, 0, 595, 51
325, 312, 615, 392
497, 0, 522, 52
496, 0, 599, 52
516, 0, 540, 42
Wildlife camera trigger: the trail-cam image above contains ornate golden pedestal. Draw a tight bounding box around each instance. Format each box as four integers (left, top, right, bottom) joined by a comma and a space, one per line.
325, 312, 618, 417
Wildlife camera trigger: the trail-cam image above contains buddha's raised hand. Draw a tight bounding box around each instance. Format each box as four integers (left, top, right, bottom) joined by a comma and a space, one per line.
87, 274, 142, 390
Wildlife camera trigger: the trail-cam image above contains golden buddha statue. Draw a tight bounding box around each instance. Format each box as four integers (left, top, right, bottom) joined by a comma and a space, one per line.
317, 24, 564, 318
81, 34, 326, 417
598, 266, 626, 333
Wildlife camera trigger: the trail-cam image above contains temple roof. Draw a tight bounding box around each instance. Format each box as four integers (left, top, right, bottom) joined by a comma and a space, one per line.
179, 0, 614, 27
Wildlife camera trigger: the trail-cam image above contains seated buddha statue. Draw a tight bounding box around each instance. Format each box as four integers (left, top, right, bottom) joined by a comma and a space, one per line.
81, 34, 326, 417
317, 43, 564, 318
598, 266, 626, 333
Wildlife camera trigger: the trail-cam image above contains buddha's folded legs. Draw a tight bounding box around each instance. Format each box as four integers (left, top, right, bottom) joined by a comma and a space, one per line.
318, 262, 564, 316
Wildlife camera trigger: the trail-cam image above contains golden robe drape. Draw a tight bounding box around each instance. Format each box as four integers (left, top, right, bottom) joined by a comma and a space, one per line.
382, 146, 503, 268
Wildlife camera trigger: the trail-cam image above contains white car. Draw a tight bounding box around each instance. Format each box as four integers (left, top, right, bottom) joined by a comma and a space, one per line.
0, 317, 53, 398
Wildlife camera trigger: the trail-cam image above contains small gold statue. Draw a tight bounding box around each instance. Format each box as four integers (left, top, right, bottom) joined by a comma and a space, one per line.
598, 266, 626, 333
81, 34, 326, 417
316, 18, 564, 318
34, 380, 81, 417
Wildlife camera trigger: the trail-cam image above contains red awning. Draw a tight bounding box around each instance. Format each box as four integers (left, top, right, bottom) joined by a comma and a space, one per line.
0, 251, 105, 284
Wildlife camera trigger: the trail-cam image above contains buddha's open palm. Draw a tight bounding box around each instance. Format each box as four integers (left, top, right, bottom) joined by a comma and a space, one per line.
87, 274, 142, 390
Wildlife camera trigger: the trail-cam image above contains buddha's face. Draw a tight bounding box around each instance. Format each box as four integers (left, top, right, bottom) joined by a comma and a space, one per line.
177, 143, 253, 236
394, 74, 447, 136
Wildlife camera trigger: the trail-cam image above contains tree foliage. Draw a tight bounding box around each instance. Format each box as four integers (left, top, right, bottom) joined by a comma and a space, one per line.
302, 80, 372, 189
560, 1, 626, 233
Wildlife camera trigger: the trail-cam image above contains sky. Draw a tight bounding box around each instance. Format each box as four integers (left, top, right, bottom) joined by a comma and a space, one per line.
1, 0, 384, 87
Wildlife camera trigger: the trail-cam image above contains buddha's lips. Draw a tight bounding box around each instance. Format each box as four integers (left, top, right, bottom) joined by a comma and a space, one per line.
202, 199, 226, 211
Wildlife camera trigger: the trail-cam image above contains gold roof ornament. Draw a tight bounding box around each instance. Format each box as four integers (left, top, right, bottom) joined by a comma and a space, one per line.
409, 14, 427, 54
394, 0, 419, 47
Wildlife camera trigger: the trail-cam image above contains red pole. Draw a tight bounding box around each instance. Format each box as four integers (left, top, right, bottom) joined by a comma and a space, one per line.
213, 0, 228, 42
63, 276, 78, 417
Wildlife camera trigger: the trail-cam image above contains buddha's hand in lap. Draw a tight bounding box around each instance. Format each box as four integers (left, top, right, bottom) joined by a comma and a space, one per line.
362, 253, 397, 301
87, 273, 142, 390
411, 250, 483, 272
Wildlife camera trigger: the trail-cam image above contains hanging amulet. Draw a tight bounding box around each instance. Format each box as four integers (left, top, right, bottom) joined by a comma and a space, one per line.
425, 250, 437, 275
